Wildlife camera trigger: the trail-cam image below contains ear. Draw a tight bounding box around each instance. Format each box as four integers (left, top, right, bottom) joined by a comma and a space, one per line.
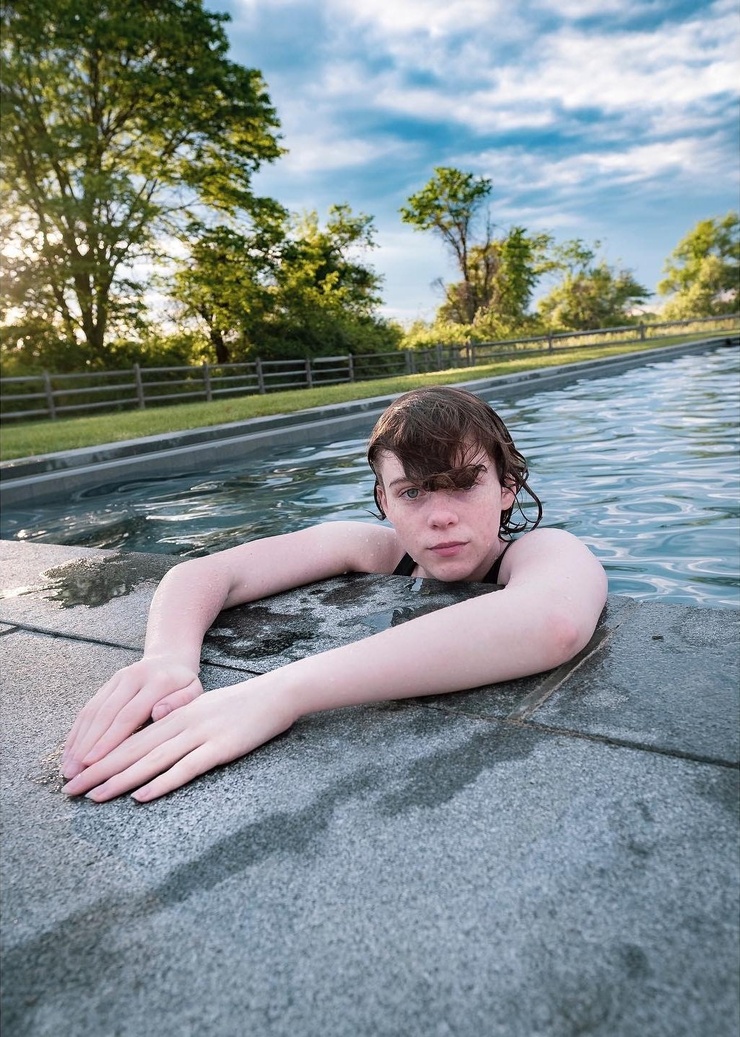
375, 480, 388, 517
501, 477, 516, 509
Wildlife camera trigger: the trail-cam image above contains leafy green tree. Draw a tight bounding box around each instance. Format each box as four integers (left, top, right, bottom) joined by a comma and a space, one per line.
172, 205, 398, 362
537, 240, 649, 330
171, 201, 288, 364
400, 167, 493, 324
439, 226, 554, 331
657, 213, 739, 318
0, 0, 282, 366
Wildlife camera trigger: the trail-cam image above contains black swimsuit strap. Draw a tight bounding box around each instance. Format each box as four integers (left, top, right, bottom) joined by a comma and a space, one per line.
484, 540, 513, 584
392, 552, 416, 576
392, 541, 514, 583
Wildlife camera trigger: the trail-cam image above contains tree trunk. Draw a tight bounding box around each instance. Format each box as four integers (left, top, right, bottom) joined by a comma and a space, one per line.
209, 326, 230, 364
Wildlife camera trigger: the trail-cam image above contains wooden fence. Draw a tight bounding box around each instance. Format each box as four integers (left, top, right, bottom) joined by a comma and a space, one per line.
1, 314, 737, 423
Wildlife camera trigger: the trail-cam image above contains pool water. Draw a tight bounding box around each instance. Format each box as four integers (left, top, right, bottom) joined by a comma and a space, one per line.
3, 346, 739, 609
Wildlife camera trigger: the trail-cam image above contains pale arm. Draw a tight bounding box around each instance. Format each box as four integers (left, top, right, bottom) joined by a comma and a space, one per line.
62, 528, 606, 801
61, 521, 399, 777
279, 527, 607, 711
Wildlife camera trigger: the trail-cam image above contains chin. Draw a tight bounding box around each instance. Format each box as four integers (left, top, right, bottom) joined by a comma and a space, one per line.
423, 561, 478, 583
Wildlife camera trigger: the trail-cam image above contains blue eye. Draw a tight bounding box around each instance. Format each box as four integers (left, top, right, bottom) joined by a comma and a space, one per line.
401, 487, 421, 500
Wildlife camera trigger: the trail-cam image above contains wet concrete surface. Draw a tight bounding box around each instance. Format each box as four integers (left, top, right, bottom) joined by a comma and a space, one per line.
1, 541, 738, 1037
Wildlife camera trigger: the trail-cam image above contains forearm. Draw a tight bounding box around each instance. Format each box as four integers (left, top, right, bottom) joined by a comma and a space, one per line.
276, 586, 595, 720
143, 559, 234, 670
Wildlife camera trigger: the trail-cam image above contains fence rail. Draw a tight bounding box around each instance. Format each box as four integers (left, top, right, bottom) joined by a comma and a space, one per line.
1, 315, 737, 423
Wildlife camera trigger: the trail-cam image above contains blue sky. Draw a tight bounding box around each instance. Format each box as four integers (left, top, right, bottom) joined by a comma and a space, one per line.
203, 0, 739, 324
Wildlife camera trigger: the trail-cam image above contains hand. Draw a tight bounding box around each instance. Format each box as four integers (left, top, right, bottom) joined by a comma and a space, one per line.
61, 658, 204, 780
61, 676, 296, 802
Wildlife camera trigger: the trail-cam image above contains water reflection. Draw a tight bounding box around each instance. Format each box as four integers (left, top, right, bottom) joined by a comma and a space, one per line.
3, 347, 739, 608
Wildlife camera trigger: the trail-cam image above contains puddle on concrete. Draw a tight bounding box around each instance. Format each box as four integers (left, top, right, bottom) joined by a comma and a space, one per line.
360, 603, 452, 631
0, 585, 40, 602
41, 554, 175, 609
315, 574, 383, 607
209, 605, 318, 659
29, 744, 66, 794
358, 582, 499, 631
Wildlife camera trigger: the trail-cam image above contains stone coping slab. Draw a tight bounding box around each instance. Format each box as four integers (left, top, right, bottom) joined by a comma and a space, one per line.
2, 623, 739, 1037
534, 600, 740, 765
1, 541, 738, 760
0, 540, 175, 649
1, 540, 739, 1035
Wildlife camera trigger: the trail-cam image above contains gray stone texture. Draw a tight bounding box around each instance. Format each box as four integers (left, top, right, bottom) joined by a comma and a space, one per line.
1, 541, 739, 1037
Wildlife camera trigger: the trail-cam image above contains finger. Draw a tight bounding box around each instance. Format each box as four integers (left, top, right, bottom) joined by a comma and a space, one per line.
63, 701, 150, 781
150, 678, 202, 721
63, 672, 123, 761
132, 744, 225, 802
62, 676, 135, 778
79, 680, 199, 767
62, 719, 184, 797
68, 672, 181, 776
65, 672, 147, 760
83, 734, 199, 802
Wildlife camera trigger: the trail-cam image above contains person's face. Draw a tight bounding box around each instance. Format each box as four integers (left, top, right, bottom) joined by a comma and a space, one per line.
374, 448, 516, 581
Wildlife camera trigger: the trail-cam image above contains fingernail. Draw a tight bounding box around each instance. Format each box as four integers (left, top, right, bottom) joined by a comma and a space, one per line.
62, 760, 82, 780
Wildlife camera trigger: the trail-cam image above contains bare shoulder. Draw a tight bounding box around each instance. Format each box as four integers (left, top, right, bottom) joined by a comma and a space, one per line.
305, 520, 403, 574
500, 527, 606, 587
187, 520, 404, 608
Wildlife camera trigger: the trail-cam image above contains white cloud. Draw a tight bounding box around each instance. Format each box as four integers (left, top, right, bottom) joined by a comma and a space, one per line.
219, 0, 738, 319
330, 0, 508, 37
534, 0, 639, 16
229, 0, 739, 187
471, 131, 737, 200
269, 0, 740, 166
278, 130, 407, 175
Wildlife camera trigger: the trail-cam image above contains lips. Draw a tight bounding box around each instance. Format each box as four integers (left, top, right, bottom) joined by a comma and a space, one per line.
429, 541, 467, 556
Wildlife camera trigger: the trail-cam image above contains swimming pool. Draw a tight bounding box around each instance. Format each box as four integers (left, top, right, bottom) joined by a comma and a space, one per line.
2, 346, 738, 608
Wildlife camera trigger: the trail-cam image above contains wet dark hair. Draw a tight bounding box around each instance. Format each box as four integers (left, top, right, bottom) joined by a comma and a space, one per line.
367, 385, 542, 536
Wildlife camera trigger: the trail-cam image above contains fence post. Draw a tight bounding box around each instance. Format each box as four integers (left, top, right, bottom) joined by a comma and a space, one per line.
547, 331, 554, 352
43, 372, 57, 420
256, 358, 265, 394
348, 354, 355, 382
133, 363, 145, 409
202, 362, 212, 401
639, 323, 646, 341
305, 357, 313, 388
404, 350, 413, 374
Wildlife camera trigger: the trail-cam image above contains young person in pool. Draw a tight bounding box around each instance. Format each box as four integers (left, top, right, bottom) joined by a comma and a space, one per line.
62, 386, 607, 802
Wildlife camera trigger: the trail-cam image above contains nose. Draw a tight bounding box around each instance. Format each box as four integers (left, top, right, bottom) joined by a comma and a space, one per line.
426, 492, 458, 528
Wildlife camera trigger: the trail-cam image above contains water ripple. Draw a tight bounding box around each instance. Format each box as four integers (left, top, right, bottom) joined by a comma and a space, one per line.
3, 346, 738, 608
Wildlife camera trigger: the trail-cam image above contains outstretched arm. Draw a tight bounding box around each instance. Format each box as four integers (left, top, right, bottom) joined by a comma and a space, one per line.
61, 521, 399, 779
62, 528, 606, 801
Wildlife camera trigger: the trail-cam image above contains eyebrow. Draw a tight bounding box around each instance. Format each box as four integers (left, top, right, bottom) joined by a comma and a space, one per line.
387, 462, 488, 490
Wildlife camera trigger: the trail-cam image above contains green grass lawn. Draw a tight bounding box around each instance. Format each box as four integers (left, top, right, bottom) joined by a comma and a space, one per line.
0, 332, 733, 462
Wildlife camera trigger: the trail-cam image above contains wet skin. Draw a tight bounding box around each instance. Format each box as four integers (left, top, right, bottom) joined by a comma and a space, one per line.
374, 450, 515, 583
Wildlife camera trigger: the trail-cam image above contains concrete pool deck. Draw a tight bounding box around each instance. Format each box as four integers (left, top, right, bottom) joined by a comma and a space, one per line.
1, 540, 738, 1036
2, 335, 737, 507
